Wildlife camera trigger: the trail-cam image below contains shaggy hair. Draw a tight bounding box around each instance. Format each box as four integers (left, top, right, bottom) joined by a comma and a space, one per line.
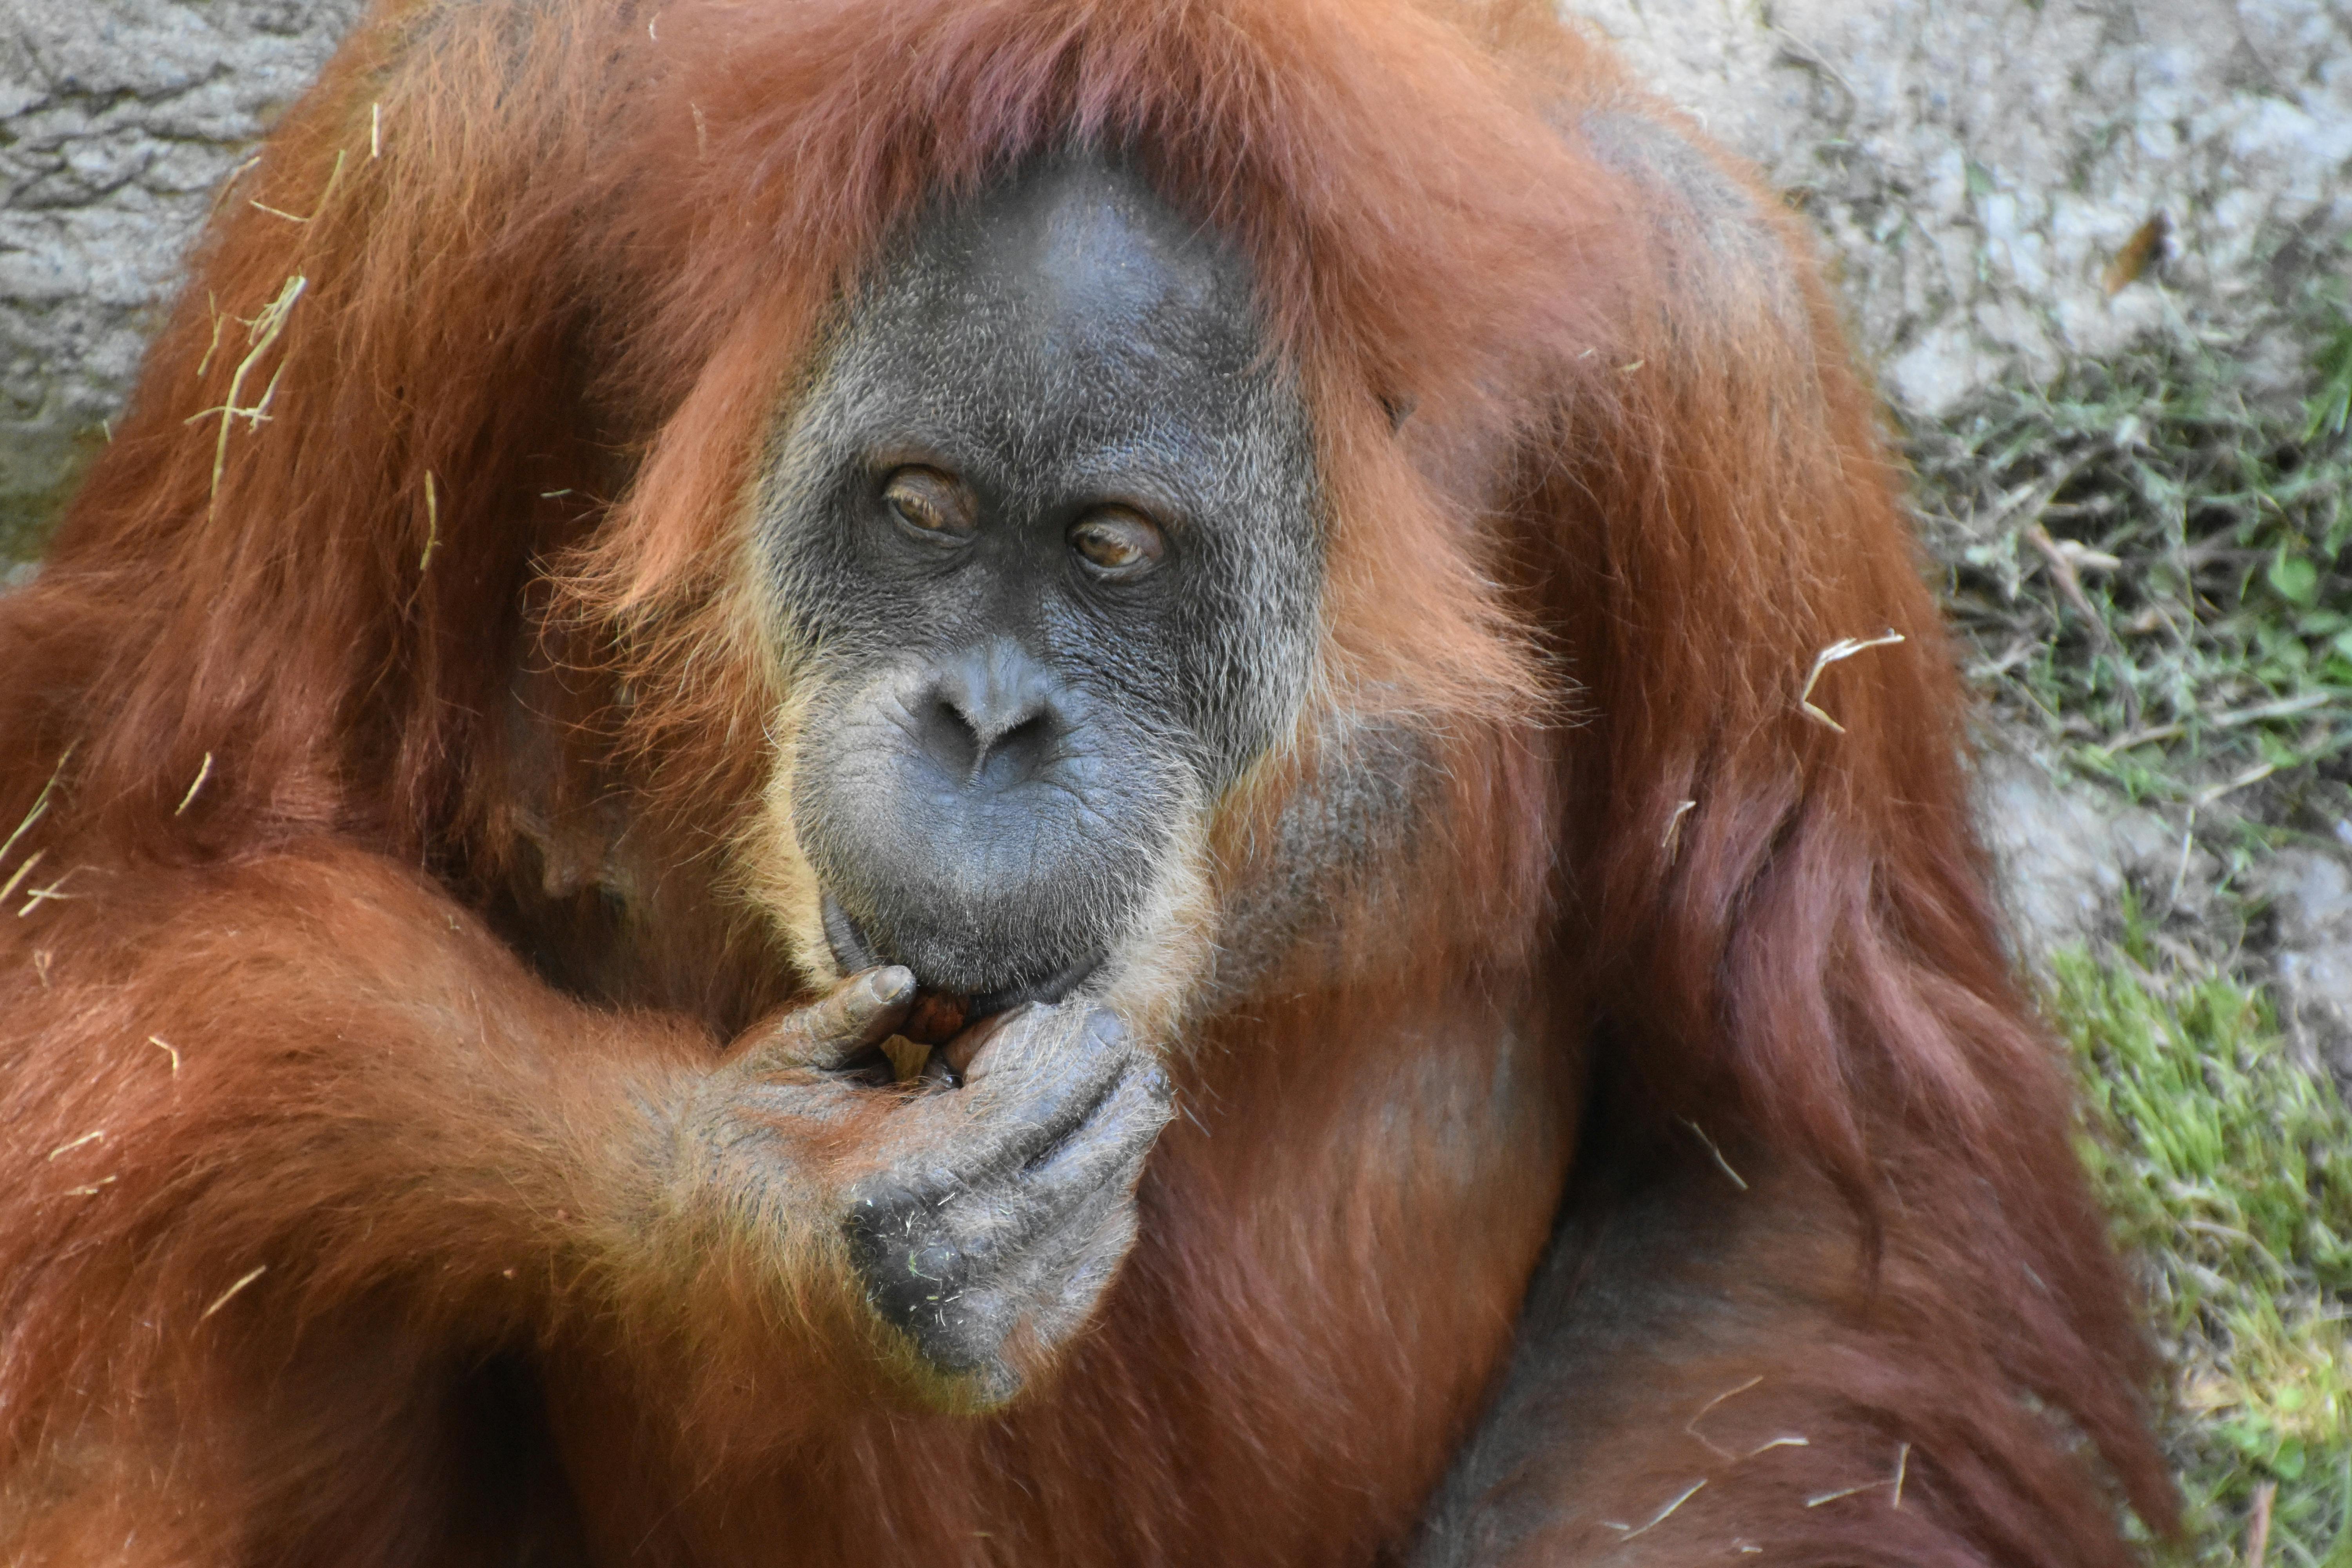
0, 1, 2169, 1563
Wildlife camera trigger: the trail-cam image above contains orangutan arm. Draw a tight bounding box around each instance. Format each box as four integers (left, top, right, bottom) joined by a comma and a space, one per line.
0, 841, 1167, 1557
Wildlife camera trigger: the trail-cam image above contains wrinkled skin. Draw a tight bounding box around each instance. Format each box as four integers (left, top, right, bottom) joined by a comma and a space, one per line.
766, 157, 1321, 1007
679, 968, 1171, 1399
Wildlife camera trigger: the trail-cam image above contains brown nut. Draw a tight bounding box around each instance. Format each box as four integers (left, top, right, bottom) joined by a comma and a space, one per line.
902, 990, 970, 1047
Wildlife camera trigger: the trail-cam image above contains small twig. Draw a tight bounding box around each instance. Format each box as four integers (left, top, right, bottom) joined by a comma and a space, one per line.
2092, 721, 2186, 753
200, 1264, 269, 1322
1662, 798, 1697, 859
17, 867, 77, 916
419, 471, 441, 573
2211, 691, 2332, 728
249, 148, 345, 224
149, 1035, 181, 1075
2169, 807, 2198, 907
2092, 690, 2334, 757
2020, 514, 2136, 728
1748, 1435, 1810, 1457
0, 744, 74, 868
2245, 1479, 2275, 1568
1679, 1118, 1748, 1192
1768, 25, 1860, 118
1686, 1376, 1762, 1460
2194, 762, 2277, 809
175, 752, 214, 815
2023, 524, 2109, 627
1978, 451, 2098, 539
196, 291, 225, 377
1799, 631, 1905, 733
1603, 1479, 1705, 1540
46, 1129, 104, 1161
204, 155, 262, 221
0, 848, 44, 907
250, 361, 288, 426
370, 102, 382, 160
192, 275, 308, 515
1808, 1443, 1914, 1509
2024, 523, 2119, 651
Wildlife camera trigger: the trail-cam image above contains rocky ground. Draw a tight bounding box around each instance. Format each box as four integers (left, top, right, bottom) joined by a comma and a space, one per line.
5, 0, 2350, 1561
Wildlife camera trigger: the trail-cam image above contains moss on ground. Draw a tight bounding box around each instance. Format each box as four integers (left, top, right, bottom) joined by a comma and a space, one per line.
2052, 926, 2352, 1566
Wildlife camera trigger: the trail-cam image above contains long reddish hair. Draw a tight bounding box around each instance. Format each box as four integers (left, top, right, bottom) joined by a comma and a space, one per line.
2, 0, 2169, 1557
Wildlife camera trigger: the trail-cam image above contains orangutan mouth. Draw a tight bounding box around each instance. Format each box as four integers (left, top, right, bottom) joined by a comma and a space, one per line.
820, 893, 1099, 1044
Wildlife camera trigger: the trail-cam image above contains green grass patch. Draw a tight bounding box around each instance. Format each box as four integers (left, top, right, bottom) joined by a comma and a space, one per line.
2049, 915, 2352, 1567
1910, 300, 2352, 818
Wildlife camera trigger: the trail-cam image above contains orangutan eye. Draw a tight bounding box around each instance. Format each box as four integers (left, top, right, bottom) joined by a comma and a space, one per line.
881, 467, 975, 541
1069, 508, 1166, 579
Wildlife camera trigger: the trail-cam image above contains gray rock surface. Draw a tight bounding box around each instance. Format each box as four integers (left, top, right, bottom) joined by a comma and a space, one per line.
1976, 746, 2194, 959
1581, 0, 2352, 414
1979, 740, 2352, 1096
2266, 847, 2352, 1086
0, 0, 362, 555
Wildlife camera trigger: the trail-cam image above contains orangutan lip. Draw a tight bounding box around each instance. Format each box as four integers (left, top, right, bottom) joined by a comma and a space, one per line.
818, 894, 1100, 1020
963, 952, 1100, 1018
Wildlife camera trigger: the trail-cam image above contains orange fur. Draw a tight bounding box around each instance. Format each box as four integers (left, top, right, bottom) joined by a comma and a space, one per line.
0, 0, 2169, 1563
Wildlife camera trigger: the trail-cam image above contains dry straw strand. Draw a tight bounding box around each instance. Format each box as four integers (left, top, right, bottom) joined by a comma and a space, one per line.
1604, 1479, 1707, 1540
1798, 631, 1906, 733
419, 472, 441, 573
199, 1264, 269, 1322
175, 752, 214, 815
191, 274, 309, 516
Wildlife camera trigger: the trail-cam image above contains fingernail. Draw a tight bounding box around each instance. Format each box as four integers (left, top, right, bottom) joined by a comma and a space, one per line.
864, 966, 915, 1006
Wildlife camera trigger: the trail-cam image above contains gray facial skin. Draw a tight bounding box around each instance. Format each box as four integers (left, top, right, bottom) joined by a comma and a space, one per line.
759, 156, 1323, 1011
